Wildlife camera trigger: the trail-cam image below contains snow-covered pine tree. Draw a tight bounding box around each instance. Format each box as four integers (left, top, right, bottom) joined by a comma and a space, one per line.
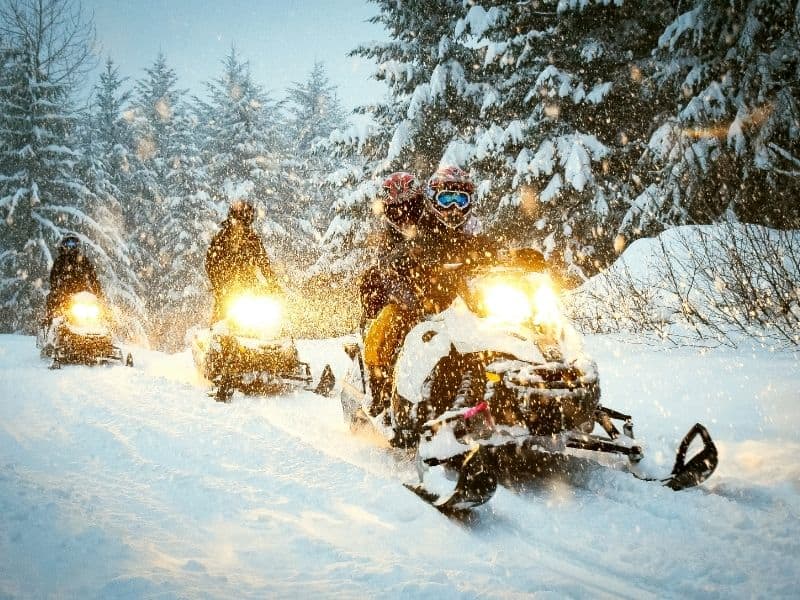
76, 57, 148, 343
320, 0, 677, 284
196, 48, 292, 274
627, 0, 800, 234
149, 108, 214, 351
315, 0, 475, 286
454, 0, 676, 279
91, 58, 136, 203
284, 61, 347, 270
128, 53, 212, 348
0, 0, 103, 333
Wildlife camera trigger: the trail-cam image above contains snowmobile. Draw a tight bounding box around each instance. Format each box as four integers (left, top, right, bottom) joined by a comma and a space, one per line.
189, 289, 335, 402
37, 291, 133, 369
340, 263, 718, 512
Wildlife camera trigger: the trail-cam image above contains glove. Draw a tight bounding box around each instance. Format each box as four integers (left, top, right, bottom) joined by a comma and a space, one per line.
385, 277, 423, 314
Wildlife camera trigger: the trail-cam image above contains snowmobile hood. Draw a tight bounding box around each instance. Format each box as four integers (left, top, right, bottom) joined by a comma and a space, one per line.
395, 299, 549, 405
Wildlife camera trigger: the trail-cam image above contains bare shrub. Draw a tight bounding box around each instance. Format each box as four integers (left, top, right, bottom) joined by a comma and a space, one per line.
566, 225, 800, 348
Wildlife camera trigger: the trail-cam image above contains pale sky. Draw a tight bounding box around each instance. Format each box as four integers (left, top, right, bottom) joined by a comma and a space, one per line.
83, 0, 388, 110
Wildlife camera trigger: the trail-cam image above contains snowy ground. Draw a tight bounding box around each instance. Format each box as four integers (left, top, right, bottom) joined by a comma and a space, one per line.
1, 333, 799, 598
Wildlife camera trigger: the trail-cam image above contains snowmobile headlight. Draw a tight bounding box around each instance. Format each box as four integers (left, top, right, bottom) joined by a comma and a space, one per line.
532, 281, 562, 328
226, 294, 282, 338
478, 276, 562, 329
68, 296, 102, 326
482, 282, 534, 325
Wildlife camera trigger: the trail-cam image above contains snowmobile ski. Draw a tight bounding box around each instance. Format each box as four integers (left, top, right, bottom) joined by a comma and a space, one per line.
663, 423, 718, 491
313, 364, 336, 397
405, 445, 498, 513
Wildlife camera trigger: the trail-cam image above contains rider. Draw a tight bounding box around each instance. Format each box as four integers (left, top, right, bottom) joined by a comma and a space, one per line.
206, 200, 279, 322
359, 172, 425, 323
45, 234, 104, 323
362, 166, 501, 417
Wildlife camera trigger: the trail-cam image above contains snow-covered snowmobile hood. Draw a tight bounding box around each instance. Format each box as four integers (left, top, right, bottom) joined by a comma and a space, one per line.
396, 297, 592, 405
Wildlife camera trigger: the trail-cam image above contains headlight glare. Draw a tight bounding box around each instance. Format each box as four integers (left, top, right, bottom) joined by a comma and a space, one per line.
226, 294, 282, 337
533, 282, 561, 327
69, 297, 101, 325
482, 282, 534, 324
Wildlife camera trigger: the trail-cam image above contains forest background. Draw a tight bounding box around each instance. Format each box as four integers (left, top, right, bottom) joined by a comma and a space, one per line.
1, 0, 797, 350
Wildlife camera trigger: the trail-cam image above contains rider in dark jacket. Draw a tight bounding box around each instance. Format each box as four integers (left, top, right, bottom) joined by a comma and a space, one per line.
363, 167, 547, 417
45, 235, 104, 322
363, 167, 500, 415
359, 172, 425, 322
206, 200, 278, 321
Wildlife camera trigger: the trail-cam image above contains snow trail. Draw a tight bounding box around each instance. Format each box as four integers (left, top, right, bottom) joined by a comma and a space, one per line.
1, 334, 799, 598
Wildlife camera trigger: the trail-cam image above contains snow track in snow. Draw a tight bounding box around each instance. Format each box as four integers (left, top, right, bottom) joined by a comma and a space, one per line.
1, 334, 798, 598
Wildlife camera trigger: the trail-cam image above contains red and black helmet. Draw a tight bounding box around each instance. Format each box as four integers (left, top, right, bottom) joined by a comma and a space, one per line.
379, 171, 424, 235
424, 166, 475, 229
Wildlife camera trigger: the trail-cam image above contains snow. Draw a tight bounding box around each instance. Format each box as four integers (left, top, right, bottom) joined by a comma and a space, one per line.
541, 172, 562, 202
455, 5, 502, 39
586, 81, 612, 104
658, 7, 701, 52
1, 328, 799, 597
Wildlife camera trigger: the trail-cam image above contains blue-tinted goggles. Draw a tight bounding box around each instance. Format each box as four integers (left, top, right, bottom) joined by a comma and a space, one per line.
435, 190, 471, 209
61, 237, 80, 249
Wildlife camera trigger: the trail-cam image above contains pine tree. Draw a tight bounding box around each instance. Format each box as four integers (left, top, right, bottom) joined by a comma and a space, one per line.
0, 0, 99, 332
628, 0, 800, 234
150, 112, 214, 350
315, 0, 471, 284
318, 1, 680, 283
284, 61, 347, 269
441, 1, 675, 278
128, 53, 213, 349
76, 57, 148, 343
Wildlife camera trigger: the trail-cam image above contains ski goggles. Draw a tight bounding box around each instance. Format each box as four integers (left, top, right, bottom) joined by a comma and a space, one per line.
434, 190, 471, 209
61, 237, 80, 249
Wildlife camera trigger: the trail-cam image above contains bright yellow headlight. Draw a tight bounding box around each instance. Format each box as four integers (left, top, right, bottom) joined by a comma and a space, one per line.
226, 294, 282, 337
533, 281, 561, 327
69, 297, 101, 325
482, 283, 534, 324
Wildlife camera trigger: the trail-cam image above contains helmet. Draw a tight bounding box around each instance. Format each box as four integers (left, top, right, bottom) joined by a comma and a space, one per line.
228, 200, 255, 226
59, 234, 81, 252
379, 172, 423, 235
424, 166, 475, 229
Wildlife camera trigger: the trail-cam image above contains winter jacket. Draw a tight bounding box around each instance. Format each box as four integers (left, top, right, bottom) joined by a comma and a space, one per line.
45, 252, 103, 318
205, 218, 278, 311
359, 225, 419, 320
362, 215, 497, 314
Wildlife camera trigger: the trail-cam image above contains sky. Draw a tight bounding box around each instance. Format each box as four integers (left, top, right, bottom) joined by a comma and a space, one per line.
82, 0, 388, 111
